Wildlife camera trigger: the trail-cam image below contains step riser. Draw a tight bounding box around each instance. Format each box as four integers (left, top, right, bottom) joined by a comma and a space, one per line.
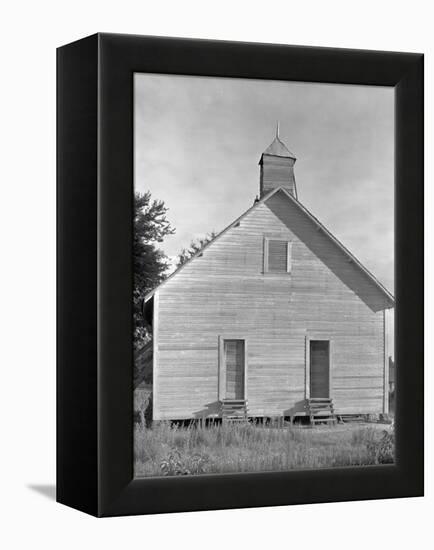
221, 399, 248, 422
306, 398, 336, 425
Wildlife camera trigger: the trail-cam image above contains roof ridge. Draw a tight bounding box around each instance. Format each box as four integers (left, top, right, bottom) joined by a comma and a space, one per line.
143, 187, 394, 307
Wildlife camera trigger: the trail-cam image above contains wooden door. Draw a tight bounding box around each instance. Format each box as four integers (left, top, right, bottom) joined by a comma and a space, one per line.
224, 340, 245, 399
310, 340, 330, 398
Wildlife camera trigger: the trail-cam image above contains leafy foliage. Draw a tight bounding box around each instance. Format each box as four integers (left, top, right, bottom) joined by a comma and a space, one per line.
133, 191, 175, 349
135, 421, 394, 477
160, 448, 208, 476
367, 428, 394, 464
176, 231, 217, 268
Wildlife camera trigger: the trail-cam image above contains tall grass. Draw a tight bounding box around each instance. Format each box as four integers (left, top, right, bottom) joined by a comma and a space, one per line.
134, 422, 393, 477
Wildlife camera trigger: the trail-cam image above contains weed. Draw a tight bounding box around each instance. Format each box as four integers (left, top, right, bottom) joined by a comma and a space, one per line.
366, 428, 394, 464
160, 449, 208, 476
134, 421, 393, 477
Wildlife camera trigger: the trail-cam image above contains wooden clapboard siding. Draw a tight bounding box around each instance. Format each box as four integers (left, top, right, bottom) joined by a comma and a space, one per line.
260, 156, 296, 197
153, 190, 388, 420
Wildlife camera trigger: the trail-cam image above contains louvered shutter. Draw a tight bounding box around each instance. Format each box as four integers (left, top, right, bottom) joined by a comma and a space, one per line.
268, 239, 288, 272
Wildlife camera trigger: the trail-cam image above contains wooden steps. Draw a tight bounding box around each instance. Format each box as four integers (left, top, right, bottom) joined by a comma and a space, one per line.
306, 398, 336, 425
221, 399, 248, 423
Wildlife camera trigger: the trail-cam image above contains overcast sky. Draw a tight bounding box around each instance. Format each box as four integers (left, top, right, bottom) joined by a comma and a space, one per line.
134, 73, 394, 294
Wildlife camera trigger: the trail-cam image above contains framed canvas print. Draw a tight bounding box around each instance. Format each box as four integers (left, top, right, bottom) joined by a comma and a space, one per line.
57, 33, 424, 517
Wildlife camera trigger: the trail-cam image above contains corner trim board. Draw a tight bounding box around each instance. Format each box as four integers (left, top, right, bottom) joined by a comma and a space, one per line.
152, 290, 159, 420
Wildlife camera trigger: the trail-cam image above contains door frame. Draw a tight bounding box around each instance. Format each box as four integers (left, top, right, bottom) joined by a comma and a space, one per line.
218, 335, 248, 401
305, 333, 333, 400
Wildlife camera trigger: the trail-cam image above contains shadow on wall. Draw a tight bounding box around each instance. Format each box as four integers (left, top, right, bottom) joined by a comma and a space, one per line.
267, 192, 391, 313
192, 400, 309, 420
283, 399, 307, 417
193, 401, 222, 419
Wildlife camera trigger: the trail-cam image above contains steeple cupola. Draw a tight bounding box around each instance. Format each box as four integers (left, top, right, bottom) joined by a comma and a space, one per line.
259, 123, 297, 199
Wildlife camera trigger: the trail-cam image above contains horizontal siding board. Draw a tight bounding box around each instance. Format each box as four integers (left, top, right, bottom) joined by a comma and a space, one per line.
154, 195, 387, 419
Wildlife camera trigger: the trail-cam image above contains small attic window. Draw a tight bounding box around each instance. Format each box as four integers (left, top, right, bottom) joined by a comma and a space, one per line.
264, 238, 292, 274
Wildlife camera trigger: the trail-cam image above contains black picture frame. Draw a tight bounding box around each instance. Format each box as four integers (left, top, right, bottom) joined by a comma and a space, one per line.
57, 33, 424, 517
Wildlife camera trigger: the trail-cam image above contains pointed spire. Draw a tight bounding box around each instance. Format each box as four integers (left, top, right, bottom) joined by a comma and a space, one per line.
259, 124, 298, 199
260, 124, 296, 160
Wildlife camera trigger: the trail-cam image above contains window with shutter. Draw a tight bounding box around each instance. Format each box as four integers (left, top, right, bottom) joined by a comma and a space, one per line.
264, 238, 292, 273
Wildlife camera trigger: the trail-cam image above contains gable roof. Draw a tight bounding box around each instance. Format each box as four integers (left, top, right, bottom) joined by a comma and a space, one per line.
143, 187, 395, 307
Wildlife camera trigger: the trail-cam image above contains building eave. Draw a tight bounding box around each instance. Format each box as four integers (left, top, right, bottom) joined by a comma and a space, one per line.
143, 186, 395, 308
143, 187, 283, 303
276, 188, 395, 307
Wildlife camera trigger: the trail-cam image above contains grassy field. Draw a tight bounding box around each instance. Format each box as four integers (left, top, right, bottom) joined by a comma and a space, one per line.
134, 421, 394, 477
